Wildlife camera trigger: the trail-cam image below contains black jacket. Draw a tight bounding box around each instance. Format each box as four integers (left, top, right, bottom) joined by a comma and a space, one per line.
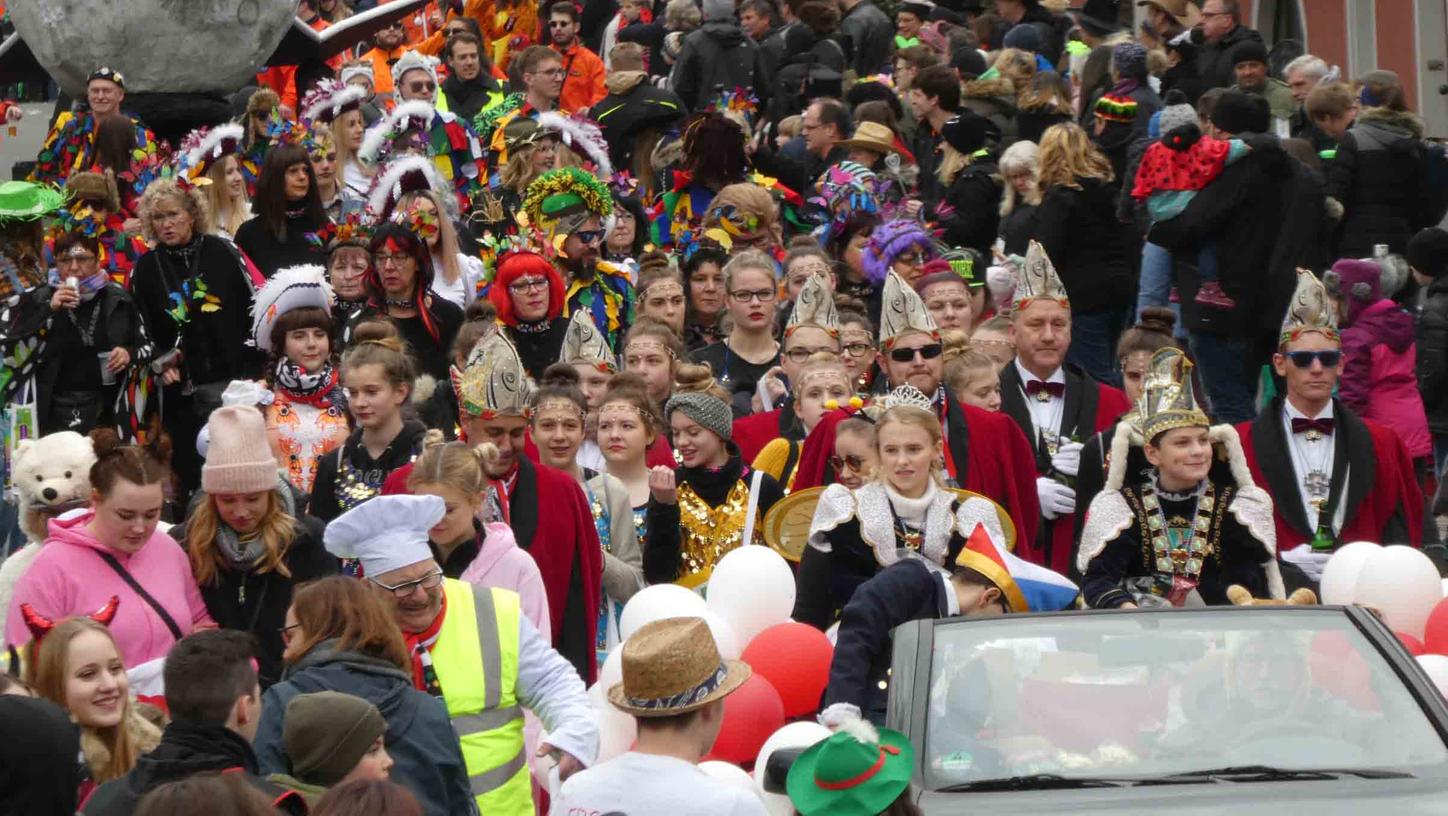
959, 76, 1017, 151
671, 21, 767, 112
172, 493, 337, 688
441, 73, 502, 123
999, 202, 1037, 256
589, 76, 686, 170
910, 114, 953, 209
234, 212, 330, 280
27, 283, 153, 433
751, 144, 848, 204
1418, 274, 1448, 437
838, 0, 893, 76
936, 159, 1002, 258
1032, 176, 1136, 314
1192, 24, 1265, 91
83, 722, 305, 816
1326, 107, 1432, 258
308, 419, 429, 523
824, 559, 948, 720
644, 453, 783, 584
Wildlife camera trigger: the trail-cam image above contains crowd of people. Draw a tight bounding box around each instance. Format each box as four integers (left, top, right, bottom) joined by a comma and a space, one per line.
1, 0, 1447, 813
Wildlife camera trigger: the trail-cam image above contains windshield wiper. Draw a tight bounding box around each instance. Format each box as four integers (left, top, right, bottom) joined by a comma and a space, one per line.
937, 773, 1134, 791
1151, 765, 1414, 783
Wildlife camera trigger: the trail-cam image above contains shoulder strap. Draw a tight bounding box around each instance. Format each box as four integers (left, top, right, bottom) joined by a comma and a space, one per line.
741, 469, 766, 546
95, 551, 184, 641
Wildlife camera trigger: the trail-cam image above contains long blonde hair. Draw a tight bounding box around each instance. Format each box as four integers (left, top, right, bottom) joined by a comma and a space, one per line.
398, 189, 463, 287
204, 154, 249, 236
1037, 122, 1114, 190
936, 142, 974, 186
186, 489, 297, 587
26, 618, 154, 783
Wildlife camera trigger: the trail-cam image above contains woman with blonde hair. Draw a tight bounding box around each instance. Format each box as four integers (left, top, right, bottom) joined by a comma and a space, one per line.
794, 387, 1009, 629
493, 122, 563, 221
1031, 122, 1135, 384
255, 576, 472, 816
701, 183, 784, 256
997, 140, 1041, 255
395, 189, 483, 309
25, 615, 162, 800
933, 111, 1001, 256
176, 406, 336, 686
961, 47, 1036, 145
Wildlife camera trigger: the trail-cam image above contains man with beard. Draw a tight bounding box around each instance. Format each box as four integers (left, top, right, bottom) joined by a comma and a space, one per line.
324, 492, 597, 815
360, 21, 411, 101
384, 331, 606, 684
872, 270, 1043, 551
524, 167, 636, 353
32, 67, 158, 187
999, 242, 1132, 577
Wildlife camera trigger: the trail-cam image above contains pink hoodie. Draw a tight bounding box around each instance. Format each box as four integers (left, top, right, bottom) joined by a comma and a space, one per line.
459, 522, 551, 641
4, 512, 215, 668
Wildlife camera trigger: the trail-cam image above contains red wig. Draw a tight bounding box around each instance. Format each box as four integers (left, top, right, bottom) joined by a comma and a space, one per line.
488, 251, 566, 327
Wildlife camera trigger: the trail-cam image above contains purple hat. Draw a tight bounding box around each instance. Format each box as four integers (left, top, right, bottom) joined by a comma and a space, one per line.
862, 219, 937, 285
1324, 258, 1382, 326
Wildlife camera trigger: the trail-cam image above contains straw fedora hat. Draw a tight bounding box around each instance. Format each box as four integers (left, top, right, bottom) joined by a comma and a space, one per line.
607, 617, 751, 717
834, 121, 901, 157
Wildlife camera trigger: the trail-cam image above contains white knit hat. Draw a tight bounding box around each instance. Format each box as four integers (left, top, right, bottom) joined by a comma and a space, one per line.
390, 50, 439, 94
201, 406, 280, 495
323, 495, 446, 578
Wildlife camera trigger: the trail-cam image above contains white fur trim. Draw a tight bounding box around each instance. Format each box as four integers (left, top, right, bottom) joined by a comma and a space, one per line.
390, 50, 440, 90
250, 264, 334, 351
180, 123, 244, 176
1104, 419, 1139, 492
413, 373, 438, 404
358, 100, 437, 167
536, 111, 614, 178
303, 82, 367, 124
365, 154, 448, 220
341, 63, 374, 87
1076, 490, 1135, 576
0, 543, 42, 640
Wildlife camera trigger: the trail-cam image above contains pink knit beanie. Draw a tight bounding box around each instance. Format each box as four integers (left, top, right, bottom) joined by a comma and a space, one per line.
201, 406, 278, 495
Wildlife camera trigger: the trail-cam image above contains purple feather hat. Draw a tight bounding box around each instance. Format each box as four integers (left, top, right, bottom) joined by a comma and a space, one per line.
862, 219, 938, 285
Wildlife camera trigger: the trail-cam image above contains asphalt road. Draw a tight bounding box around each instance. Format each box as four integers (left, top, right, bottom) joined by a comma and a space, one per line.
2, 101, 53, 181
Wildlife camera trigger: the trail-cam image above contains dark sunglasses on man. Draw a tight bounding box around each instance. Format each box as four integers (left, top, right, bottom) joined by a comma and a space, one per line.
888, 343, 943, 363
1285, 350, 1341, 368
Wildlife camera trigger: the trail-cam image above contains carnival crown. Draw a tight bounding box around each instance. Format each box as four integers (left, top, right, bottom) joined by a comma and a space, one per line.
458, 331, 534, 419
1013, 240, 1070, 311
1137, 347, 1209, 442
522, 167, 614, 233
366, 154, 448, 222
177, 123, 244, 180
787, 270, 840, 337
878, 270, 938, 349
358, 100, 436, 167
881, 383, 934, 413
1280, 268, 1340, 346
301, 78, 367, 125
559, 308, 616, 372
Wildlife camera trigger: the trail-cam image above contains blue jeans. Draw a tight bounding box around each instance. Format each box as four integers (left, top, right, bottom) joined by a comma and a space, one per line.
1069, 309, 1129, 388
1188, 330, 1257, 424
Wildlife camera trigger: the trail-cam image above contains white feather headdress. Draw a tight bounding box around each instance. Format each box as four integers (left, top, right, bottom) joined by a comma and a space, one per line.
365, 154, 451, 221
358, 100, 437, 167
301, 78, 367, 124
177, 123, 244, 179
536, 111, 614, 178
250, 265, 334, 352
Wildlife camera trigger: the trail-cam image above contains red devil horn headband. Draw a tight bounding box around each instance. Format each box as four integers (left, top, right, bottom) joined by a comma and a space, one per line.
21, 596, 121, 644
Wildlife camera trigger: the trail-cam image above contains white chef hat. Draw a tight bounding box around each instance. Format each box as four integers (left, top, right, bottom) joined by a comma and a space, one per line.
322, 494, 445, 578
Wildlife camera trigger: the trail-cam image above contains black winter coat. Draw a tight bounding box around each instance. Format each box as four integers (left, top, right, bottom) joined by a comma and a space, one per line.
171, 491, 337, 688
590, 78, 686, 169
27, 283, 153, 434
999, 203, 1038, 256
1192, 24, 1265, 91
1032, 177, 1136, 314
838, 0, 893, 76
1326, 107, 1433, 258
936, 159, 1003, 257
1417, 274, 1448, 437
644, 454, 783, 584
671, 22, 767, 112
233, 212, 330, 280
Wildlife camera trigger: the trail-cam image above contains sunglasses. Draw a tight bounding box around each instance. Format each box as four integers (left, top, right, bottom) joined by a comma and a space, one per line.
574, 229, 606, 245
1285, 350, 1342, 368
549, 20, 573, 27
829, 454, 869, 474
888, 343, 943, 363
407, 81, 437, 93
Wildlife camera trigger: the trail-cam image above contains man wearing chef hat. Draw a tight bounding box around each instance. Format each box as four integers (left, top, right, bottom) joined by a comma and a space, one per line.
324, 493, 598, 816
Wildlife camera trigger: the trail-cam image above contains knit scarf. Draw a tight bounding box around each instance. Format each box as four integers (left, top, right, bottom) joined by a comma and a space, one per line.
274, 357, 343, 408
1108, 77, 1142, 98
213, 479, 294, 571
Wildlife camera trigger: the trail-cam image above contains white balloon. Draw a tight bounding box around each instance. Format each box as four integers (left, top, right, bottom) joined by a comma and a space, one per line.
597, 647, 626, 695
698, 761, 755, 792
1354, 545, 1443, 639
700, 609, 742, 659
587, 682, 638, 763
1441, 578, 1448, 599
708, 546, 797, 646
618, 584, 709, 641
753, 721, 832, 816
1417, 655, 1448, 698
1319, 541, 1382, 605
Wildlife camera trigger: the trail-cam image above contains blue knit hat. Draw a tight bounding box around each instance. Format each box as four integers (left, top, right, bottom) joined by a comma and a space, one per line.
1113, 42, 1148, 81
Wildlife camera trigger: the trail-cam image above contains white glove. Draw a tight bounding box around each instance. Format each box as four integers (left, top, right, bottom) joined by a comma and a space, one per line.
1280, 543, 1334, 582
1037, 477, 1076, 520
1050, 441, 1084, 478
819, 702, 863, 730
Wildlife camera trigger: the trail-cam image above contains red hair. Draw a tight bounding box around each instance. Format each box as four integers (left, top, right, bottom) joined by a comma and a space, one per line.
488, 251, 566, 327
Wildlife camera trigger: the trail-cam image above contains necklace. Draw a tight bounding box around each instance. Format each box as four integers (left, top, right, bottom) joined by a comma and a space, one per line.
67, 298, 103, 348
676, 479, 756, 586
1142, 477, 1215, 582
1284, 408, 1334, 541
385, 297, 416, 310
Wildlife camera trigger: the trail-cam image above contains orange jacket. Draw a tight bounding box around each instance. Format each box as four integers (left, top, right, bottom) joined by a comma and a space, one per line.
554, 42, 607, 114
360, 44, 410, 98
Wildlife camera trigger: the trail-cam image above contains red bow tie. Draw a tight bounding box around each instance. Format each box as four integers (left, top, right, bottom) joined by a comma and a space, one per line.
1024, 379, 1065, 399
1291, 417, 1335, 436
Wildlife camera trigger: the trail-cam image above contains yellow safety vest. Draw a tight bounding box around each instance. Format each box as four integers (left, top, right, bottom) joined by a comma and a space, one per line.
431, 579, 530, 815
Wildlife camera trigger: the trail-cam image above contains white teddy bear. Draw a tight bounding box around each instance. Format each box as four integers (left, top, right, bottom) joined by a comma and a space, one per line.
0, 431, 97, 636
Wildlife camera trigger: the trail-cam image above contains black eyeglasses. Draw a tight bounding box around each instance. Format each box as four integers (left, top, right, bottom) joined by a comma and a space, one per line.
888, 343, 943, 363
784, 346, 838, 363
370, 570, 444, 597
278, 622, 301, 644
575, 229, 606, 245
1285, 350, 1341, 369
829, 454, 868, 473
843, 342, 873, 358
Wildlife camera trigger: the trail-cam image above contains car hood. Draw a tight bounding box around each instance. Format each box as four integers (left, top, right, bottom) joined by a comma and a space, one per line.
918, 776, 1448, 815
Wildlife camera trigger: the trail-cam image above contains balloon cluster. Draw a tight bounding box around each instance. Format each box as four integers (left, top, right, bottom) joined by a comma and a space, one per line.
583, 545, 838, 807
1318, 542, 1448, 697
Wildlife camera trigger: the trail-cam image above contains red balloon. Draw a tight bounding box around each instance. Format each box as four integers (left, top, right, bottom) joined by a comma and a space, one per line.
705, 674, 785, 766
1422, 598, 1448, 655
742, 622, 834, 718
1397, 631, 1427, 656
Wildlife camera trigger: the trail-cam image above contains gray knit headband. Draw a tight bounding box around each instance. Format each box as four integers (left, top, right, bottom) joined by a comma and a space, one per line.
665, 392, 733, 442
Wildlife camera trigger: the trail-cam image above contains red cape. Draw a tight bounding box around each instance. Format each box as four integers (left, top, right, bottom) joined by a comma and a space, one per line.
733, 408, 784, 464
957, 402, 1045, 562
384, 458, 604, 683
1235, 401, 1424, 551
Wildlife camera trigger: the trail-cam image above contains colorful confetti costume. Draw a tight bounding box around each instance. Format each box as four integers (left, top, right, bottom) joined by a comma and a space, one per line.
650, 171, 716, 251
266, 362, 350, 495
47, 206, 149, 289
564, 262, 634, 354
419, 110, 486, 214
31, 113, 160, 209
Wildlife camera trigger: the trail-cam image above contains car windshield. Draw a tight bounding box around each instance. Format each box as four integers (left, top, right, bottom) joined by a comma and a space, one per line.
924, 610, 1448, 788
